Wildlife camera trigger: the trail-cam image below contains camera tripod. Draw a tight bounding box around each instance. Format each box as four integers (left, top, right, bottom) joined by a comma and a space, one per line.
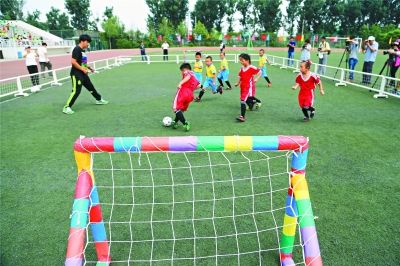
371, 58, 391, 89
334, 47, 349, 79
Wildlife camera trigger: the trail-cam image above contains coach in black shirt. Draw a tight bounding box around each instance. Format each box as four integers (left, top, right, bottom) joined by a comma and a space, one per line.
63, 34, 108, 115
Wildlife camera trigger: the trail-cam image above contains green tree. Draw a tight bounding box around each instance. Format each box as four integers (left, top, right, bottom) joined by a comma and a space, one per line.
25, 10, 47, 30
225, 0, 238, 32
158, 17, 174, 40
193, 21, 208, 39
46, 7, 73, 38
321, 0, 345, 34
0, 0, 24, 20
146, 0, 163, 32
161, 0, 188, 28
254, 0, 282, 32
65, 0, 92, 30
101, 16, 124, 49
191, 0, 219, 31
340, 0, 363, 34
176, 21, 187, 38
236, 0, 252, 31
297, 0, 325, 34
214, 0, 227, 32
285, 0, 302, 34
103, 6, 114, 21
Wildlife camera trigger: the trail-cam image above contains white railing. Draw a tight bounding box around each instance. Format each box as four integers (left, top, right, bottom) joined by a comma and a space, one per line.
0, 57, 120, 99
2, 53, 398, 101
255, 54, 400, 99
0, 38, 75, 48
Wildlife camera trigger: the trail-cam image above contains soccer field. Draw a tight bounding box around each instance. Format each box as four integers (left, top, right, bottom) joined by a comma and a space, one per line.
1, 57, 399, 265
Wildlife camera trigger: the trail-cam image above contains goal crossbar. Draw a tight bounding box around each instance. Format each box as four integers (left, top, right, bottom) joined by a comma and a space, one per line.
65, 136, 322, 266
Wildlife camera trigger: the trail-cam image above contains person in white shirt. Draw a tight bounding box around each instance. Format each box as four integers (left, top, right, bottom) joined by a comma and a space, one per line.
37, 42, 52, 78
23, 46, 40, 86
300, 39, 311, 61
161, 41, 169, 61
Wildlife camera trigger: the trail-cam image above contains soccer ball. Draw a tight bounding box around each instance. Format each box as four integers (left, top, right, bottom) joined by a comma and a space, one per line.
162, 116, 173, 127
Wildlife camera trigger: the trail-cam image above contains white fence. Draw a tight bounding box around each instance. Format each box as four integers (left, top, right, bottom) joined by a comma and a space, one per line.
253, 54, 400, 99
1, 53, 399, 101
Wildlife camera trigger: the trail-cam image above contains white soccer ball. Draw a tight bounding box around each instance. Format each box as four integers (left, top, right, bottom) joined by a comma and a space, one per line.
162, 116, 173, 127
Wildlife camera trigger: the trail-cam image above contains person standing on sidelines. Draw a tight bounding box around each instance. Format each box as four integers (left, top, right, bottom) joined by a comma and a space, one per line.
300, 39, 311, 61
23, 46, 40, 88
63, 34, 108, 115
317, 37, 331, 75
287, 36, 296, 66
37, 42, 52, 78
347, 36, 359, 82
361, 36, 379, 85
140, 41, 147, 61
162, 40, 169, 61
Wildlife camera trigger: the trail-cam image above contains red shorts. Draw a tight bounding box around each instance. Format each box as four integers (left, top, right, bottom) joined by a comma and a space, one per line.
240, 86, 253, 101
298, 93, 314, 108
173, 89, 194, 112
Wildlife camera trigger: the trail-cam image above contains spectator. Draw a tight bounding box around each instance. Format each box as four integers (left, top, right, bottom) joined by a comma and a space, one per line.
362, 36, 379, 85
23, 46, 40, 87
139, 41, 147, 61
161, 40, 169, 61
37, 42, 52, 78
300, 39, 311, 61
219, 41, 226, 53
317, 36, 331, 75
287, 36, 296, 66
347, 36, 359, 82
387, 41, 400, 88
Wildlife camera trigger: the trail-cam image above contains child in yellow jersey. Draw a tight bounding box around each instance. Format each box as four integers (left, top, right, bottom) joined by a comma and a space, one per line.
217, 52, 232, 90
195, 56, 222, 102
259, 49, 272, 87
193, 51, 203, 83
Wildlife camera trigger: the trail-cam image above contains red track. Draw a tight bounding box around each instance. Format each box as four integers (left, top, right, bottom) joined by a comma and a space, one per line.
0, 47, 291, 80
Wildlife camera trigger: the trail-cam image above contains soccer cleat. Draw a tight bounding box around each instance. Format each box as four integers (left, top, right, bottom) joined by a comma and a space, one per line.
96, 99, 109, 105
194, 97, 201, 102
267, 83, 272, 87
236, 115, 245, 122
217, 85, 224, 94
303, 117, 310, 122
310, 110, 315, 118
183, 122, 190, 131
63, 107, 74, 115
171, 121, 179, 129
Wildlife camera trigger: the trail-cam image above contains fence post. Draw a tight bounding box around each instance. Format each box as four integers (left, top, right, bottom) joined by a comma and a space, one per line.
293, 60, 300, 73
280, 57, 287, 69
14, 76, 29, 97
51, 70, 62, 86
335, 69, 347, 87
176, 55, 179, 64
147, 55, 150, 64
105, 59, 111, 69
373, 76, 389, 98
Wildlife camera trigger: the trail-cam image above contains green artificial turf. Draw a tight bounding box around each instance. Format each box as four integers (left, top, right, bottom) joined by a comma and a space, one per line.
1, 57, 399, 265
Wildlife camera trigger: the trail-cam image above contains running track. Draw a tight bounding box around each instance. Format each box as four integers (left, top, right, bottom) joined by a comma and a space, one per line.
0, 47, 293, 80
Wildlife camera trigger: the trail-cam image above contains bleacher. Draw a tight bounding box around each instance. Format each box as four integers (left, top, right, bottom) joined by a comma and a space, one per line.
0, 20, 74, 59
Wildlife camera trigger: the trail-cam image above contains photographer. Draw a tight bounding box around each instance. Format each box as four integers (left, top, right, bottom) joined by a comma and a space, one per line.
361, 36, 379, 85
386, 41, 400, 88
347, 36, 359, 82
300, 39, 312, 61
287, 36, 296, 66
317, 37, 330, 75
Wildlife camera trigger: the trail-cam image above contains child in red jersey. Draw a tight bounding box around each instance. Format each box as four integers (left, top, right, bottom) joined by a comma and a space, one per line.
172, 63, 200, 131
234, 53, 262, 122
292, 60, 325, 121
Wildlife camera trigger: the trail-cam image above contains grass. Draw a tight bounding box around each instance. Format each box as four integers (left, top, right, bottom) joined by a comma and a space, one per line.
1, 57, 400, 265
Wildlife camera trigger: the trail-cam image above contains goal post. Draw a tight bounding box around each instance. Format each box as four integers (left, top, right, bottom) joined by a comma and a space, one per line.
65, 136, 322, 266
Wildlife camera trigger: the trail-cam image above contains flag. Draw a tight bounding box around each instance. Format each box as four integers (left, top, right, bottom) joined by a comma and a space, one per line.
218, 34, 223, 41
266, 34, 270, 41
197, 34, 202, 41
261, 34, 267, 41
251, 34, 256, 41
296, 34, 302, 41
157, 35, 162, 42
177, 34, 181, 42
314, 34, 319, 42
237, 35, 241, 41
301, 35, 304, 42
389, 37, 392, 44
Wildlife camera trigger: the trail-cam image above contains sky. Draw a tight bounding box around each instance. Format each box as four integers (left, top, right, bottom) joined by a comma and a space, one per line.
23, 0, 196, 32
23, 0, 289, 34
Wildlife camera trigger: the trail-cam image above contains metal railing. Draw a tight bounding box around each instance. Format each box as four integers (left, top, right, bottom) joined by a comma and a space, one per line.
1, 53, 398, 101
255, 54, 400, 99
